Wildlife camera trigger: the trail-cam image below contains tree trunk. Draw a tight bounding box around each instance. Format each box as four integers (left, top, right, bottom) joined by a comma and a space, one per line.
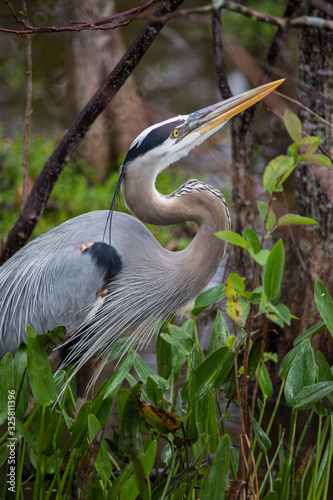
278, 0, 333, 365
68, 0, 148, 181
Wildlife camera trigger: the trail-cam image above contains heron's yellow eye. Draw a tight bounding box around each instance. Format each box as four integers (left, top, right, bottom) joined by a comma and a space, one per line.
173, 129, 180, 138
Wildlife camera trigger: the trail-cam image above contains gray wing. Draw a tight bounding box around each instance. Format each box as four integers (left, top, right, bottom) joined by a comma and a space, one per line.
0, 210, 152, 357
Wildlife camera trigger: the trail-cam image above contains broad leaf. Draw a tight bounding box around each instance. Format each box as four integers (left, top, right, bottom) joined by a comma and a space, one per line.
201, 434, 231, 500
263, 155, 295, 194
88, 415, 112, 482
284, 340, 316, 408
253, 417, 272, 452
243, 229, 260, 254
284, 109, 302, 142
294, 381, 333, 410
215, 230, 247, 248
314, 281, 333, 338
278, 214, 318, 226
192, 284, 226, 315
299, 153, 331, 167
263, 240, 285, 302
27, 326, 57, 406
257, 200, 276, 230
208, 309, 230, 356
293, 321, 326, 346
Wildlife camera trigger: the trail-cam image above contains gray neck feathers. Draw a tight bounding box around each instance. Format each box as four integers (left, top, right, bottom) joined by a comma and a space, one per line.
122, 168, 230, 295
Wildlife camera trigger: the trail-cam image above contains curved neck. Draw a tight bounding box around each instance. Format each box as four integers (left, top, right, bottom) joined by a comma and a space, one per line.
122, 168, 230, 292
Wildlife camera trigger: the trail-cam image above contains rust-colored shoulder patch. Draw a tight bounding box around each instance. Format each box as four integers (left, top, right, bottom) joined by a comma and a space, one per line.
75, 242, 94, 252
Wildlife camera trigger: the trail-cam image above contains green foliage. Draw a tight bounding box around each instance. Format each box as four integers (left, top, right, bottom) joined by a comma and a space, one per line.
1, 111, 333, 498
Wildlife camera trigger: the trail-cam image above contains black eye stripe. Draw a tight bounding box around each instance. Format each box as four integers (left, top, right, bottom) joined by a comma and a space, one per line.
124, 119, 186, 164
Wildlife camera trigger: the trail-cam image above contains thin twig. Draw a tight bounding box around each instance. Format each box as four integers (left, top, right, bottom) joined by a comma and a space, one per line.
2, 0, 333, 35
275, 91, 333, 130
71, 0, 159, 27
21, 0, 32, 211
0, 0, 161, 35
269, 107, 333, 162
2, 0, 27, 27
154, 1, 333, 30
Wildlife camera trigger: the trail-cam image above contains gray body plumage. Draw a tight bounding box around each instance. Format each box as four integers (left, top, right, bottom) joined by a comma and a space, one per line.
0, 188, 227, 371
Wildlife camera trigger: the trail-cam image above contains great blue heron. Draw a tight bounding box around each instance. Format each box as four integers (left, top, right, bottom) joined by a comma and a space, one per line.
0, 80, 282, 395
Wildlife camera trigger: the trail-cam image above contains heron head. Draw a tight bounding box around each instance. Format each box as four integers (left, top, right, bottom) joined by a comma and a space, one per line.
122, 79, 284, 177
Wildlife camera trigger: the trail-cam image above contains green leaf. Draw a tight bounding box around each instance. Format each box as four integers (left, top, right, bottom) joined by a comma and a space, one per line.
263, 492, 278, 500
304, 135, 320, 154
192, 284, 226, 315
191, 343, 204, 370
284, 340, 316, 408
119, 382, 142, 457
146, 377, 164, 408
212, 351, 235, 390
133, 352, 168, 392
316, 351, 333, 382
183, 346, 229, 402
293, 381, 333, 410
163, 325, 194, 355
131, 452, 153, 500
314, 281, 333, 338
242, 229, 260, 253
293, 321, 326, 346
208, 309, 230, 356
156, 332, 172, 380
206, 387, 219, 441
201, 434, 231, 500
274, 303, 292, 326
279, 343, 302, 380
27, 326, 57, 406
103, 352, 136, 399
257, 200, 276, 231
0, 353, 14, 425
151, 467, 198, 500
263, 155, 295, 194
258, 362, 273, 399
215, 230, 248, 248
88, 414, 112, 482
253, 417, 272, 452
263, 240, 285, 302
109, 462, 133, 500
228, 273, 246, 295
284, 109, 302, 142
299, 153, 331, 167
314, 353, 333, 416
278, 214, 318, 226
187, 370, 198, 443
251, 249, 270, 266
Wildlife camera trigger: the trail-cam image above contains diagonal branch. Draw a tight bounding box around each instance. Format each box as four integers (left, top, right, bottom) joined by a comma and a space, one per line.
0, 0, 184, 265
21, 0, 32, 210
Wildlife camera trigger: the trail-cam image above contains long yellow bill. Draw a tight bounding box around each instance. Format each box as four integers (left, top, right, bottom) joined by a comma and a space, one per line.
190, 79, 284, 135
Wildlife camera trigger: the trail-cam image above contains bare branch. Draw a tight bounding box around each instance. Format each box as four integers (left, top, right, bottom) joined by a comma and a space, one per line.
0, 0, 161, 35
156, 1, 333, 30
2, 0, 333, 36
0, 0, 185, 264
211, 8, 232, 100
71, 0, 160, 28
21, 0, 32, 210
